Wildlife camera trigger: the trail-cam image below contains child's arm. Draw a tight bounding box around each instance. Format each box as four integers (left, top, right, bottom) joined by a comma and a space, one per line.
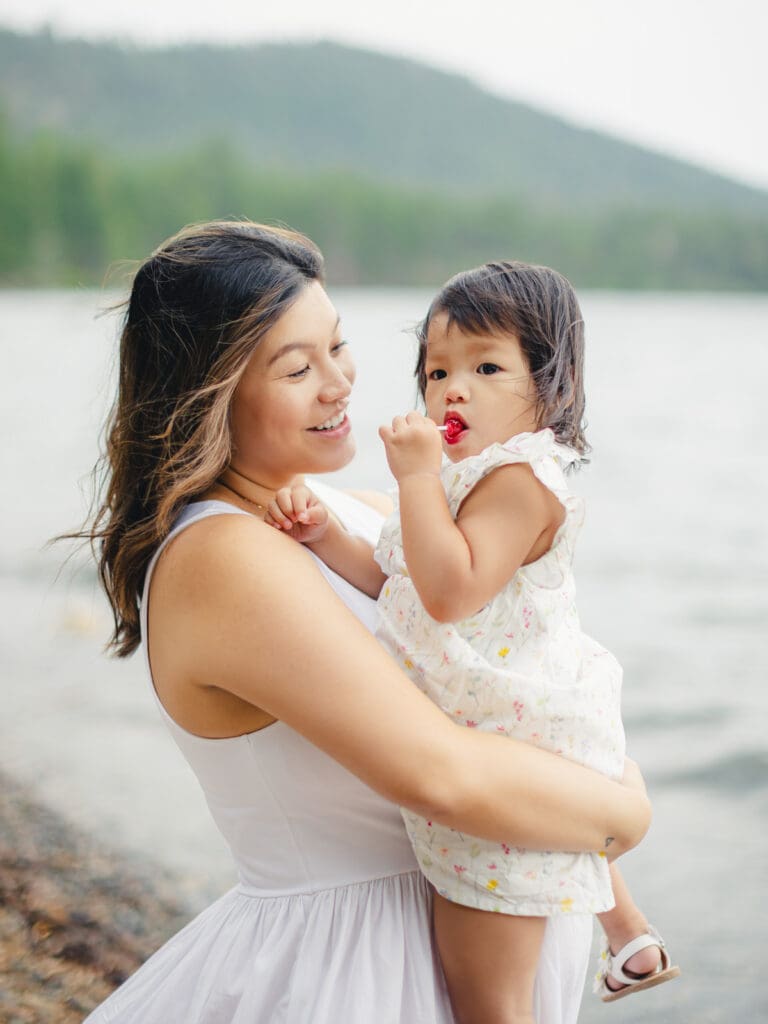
380, 412, 563, 622
263, 485, 386, 598
307, 518, 387, 598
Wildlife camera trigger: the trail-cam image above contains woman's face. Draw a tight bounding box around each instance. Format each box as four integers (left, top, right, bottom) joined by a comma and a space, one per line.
230, 281, 356, 488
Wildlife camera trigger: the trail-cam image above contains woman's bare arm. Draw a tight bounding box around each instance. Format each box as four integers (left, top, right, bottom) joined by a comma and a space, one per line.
151, 515, 650, 858
345, 489, 394, 517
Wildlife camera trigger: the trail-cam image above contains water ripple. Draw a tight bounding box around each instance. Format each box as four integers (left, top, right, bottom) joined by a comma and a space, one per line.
624, 706, 735, 732
649, 749, 768, 793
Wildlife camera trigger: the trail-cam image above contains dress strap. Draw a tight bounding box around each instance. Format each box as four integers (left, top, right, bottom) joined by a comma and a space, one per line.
139, 500, 251, 723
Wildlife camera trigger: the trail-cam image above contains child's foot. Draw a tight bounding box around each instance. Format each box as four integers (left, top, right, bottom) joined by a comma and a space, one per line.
594, 925, 681, 1002
604, 941, 660, 992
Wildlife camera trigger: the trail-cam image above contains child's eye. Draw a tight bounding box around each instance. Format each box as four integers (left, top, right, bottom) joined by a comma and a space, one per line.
427, 369, 447, 381
332, 340, 349, 355
477, 363, 501, 375
287, 365, 310, 379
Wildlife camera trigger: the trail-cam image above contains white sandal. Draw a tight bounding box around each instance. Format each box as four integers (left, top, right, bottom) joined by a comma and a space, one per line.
593, 924, 681, 1003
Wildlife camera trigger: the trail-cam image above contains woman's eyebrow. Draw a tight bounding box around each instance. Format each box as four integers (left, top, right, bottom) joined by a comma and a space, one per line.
267, 341, 313, 366
267, 316, 342, 367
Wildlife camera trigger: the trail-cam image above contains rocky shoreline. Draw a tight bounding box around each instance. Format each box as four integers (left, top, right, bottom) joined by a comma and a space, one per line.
0, 771, 192, 1023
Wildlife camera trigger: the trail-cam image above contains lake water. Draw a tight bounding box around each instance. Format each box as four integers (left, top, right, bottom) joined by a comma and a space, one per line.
1, 288, 767, 1022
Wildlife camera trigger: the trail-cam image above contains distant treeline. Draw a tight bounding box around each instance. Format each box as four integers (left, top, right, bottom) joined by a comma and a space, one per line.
2, 121, 767, 290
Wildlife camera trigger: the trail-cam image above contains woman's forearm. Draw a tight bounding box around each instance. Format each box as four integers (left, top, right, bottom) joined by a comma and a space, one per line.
422, 728, 651, 859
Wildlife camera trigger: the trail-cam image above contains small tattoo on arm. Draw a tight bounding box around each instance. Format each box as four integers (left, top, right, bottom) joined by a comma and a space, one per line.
604, 837, 614, 847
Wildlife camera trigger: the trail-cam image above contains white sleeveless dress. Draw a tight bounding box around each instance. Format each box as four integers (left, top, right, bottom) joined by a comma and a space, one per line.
83, 484, 591, 1024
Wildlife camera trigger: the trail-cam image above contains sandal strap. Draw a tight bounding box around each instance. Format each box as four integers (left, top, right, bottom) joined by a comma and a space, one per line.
609, 925, 670, 986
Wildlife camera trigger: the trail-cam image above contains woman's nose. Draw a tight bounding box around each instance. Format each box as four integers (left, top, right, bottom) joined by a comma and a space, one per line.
319, 359, 354, 403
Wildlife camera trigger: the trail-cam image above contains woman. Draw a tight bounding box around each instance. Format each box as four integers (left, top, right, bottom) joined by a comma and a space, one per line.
82, 221, 650, 1023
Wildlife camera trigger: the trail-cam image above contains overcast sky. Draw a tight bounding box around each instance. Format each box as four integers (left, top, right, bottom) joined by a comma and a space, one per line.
2, 0, 767, 190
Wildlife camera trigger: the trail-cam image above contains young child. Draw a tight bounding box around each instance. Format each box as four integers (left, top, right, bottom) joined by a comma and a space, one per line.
265, 261, 679, 1022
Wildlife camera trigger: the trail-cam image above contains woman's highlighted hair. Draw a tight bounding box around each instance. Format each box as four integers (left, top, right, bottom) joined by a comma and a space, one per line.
79, 221, 324, 657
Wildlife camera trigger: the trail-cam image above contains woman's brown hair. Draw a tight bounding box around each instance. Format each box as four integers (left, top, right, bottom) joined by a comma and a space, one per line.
415, 261, 589, 458
83, 220, 324, 657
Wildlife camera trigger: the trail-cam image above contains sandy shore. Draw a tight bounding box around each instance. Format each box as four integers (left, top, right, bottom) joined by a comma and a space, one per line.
0, 771, 192, 1024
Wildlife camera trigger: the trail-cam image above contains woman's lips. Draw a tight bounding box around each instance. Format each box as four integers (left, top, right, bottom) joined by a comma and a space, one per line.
308, 414, 351, 439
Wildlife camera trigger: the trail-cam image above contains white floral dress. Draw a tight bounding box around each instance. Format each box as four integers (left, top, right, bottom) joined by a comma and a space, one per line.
374, 429, 625, 917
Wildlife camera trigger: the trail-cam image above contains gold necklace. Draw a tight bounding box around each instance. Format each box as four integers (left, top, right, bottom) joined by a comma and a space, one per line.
217, 478, 270, 512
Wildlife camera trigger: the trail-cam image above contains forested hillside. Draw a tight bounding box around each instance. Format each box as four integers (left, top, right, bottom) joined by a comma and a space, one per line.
1, 28, 766, 289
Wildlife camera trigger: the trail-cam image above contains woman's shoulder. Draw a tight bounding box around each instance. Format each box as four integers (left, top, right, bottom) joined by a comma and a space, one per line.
305, 479, 388, 544
168, 500, 301, 555
153, 502, 319, 606
343, 489, 393, 517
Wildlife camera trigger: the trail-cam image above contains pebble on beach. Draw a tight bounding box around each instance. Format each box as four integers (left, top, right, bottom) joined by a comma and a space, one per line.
0, 771, 192, 1023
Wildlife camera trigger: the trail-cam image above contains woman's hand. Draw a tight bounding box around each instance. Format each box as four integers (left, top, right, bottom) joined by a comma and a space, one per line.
264, 485, 329, 544
379, 412, 443, 482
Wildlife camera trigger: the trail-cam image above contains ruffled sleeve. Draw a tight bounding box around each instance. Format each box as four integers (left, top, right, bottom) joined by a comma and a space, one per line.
441, 429, 578, 514
442, 430, 584, 586
374, 430, 584, 583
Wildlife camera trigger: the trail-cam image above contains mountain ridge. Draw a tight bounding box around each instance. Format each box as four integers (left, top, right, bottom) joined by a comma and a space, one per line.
1, 27, 766, 215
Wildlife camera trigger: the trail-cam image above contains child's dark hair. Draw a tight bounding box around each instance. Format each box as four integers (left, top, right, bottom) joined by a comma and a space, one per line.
415, 261, 589, 458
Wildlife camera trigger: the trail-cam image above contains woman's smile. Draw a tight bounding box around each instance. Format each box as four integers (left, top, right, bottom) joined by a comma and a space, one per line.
309, 406, 351, 434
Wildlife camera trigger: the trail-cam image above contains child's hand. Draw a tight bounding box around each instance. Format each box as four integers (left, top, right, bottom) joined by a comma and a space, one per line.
263, 485, 329, 544
379, 412, 443, 482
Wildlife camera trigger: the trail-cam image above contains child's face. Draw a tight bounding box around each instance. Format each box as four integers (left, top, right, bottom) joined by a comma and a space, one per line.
423, 313, 539, 462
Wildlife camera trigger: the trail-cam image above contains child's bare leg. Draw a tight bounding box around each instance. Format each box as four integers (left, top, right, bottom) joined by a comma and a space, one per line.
433, 892, 546, 1024
597, 863, 660, 991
